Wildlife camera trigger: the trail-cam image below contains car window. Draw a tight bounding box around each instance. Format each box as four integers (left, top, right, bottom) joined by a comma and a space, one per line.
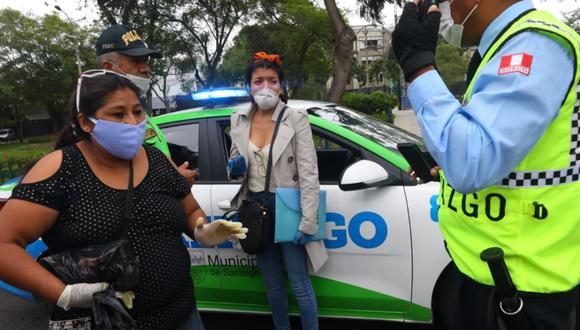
313, 131, 361, 184
161, 123, 200, 171
307, 106, 423, 152
223, 126, 232, 158
217, 121, 360, 184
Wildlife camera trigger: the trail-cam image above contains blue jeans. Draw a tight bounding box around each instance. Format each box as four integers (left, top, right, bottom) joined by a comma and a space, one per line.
249, 191, 319, 330
174, 307, 205, 330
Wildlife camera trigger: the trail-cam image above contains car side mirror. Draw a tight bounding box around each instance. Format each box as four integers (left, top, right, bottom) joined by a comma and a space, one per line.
339, 160, 391, 191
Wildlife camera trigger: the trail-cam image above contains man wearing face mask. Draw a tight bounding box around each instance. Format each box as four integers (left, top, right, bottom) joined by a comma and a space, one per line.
392, 1, 579, 329
95, 25, 197, 185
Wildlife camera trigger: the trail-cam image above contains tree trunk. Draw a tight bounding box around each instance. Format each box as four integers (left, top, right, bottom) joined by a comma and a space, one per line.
13, 106, 23, 142
47, 105, 65, 136
324, 0, 356, 104
195, 68, 206, 89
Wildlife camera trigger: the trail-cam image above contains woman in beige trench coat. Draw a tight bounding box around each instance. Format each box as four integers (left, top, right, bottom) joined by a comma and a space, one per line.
227, 52, 328, 330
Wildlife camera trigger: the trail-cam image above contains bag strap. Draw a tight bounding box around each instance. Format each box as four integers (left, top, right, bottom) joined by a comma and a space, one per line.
264, 106, 287, 193
222, 209, 238, 221
118, 161, 134, 239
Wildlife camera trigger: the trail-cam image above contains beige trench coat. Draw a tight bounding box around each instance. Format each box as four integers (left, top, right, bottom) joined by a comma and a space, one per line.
228, 101, 328, 272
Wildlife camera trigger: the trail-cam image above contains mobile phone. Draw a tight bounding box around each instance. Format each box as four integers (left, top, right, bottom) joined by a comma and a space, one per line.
397, 143, 437, 182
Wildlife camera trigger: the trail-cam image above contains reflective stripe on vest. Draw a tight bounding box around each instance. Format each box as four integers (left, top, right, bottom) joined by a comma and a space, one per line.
439, 10, 580, 293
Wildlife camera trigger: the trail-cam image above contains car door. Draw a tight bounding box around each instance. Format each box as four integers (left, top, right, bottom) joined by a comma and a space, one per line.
207, 116, 413, 318
158, 118, 225, 304
205, 117, 270, 309
310, 127, 413, 319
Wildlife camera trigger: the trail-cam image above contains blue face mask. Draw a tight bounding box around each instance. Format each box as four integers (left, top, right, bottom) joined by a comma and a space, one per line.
89, 118, 147, 160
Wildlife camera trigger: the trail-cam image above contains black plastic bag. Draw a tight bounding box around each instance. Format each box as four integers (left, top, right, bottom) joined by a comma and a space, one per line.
93, 286, 135, 330
39, 239, 139, 329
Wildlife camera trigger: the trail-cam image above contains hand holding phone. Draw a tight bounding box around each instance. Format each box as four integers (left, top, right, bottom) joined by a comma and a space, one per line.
397, 143, 438, 183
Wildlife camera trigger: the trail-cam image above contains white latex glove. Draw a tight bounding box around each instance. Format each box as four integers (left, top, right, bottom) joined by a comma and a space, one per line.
57, 282, 109, 310
194, 217, 248, 247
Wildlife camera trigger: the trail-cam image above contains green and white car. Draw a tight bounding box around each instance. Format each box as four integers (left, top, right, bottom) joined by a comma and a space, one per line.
0, 95, 450, 325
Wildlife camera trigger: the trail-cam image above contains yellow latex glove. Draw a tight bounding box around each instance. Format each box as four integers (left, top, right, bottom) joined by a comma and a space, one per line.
115, 291, 136, 309
194, 217, 248, 247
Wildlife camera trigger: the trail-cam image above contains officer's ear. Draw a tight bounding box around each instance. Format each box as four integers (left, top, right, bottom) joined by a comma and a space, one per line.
102, 61, 114, 71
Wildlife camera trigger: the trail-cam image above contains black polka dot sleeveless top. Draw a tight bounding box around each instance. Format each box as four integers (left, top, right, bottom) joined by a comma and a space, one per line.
11, 144, 196, 329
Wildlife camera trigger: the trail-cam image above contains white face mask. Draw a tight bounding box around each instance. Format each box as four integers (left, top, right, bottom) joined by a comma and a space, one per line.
253, 87, 280, 110
126, 74, 151, 97
439, 0, 480, 48
105, 61, 151, 96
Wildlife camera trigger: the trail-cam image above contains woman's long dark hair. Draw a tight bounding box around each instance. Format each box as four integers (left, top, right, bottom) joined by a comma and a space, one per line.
245, 58, 289, 103
55, 74, 140, 150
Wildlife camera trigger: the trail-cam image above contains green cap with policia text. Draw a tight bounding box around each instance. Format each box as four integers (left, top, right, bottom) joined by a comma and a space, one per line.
95, 25, 161, 58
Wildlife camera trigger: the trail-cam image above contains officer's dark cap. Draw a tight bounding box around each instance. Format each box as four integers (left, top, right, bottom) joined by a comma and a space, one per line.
95, 25, 161, 58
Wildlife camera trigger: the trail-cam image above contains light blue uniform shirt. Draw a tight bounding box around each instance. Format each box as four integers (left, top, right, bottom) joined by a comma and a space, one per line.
408, 0, 575, 193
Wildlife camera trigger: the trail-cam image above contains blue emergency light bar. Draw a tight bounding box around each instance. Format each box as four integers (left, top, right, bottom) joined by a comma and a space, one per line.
191, 88, 248, 101
175, 87, 250, 110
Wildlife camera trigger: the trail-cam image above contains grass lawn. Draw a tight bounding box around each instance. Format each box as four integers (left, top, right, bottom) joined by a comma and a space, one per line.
0, 136, 54, 182
0, 136, 53, 160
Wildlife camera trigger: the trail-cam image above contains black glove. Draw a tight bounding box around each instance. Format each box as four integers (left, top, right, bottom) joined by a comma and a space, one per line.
418, 0, 439, 21
392, 1, 441, 81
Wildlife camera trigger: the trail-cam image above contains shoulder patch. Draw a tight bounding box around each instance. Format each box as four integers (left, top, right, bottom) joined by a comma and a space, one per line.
144, 128, 157, 140
498, 53, 533, 76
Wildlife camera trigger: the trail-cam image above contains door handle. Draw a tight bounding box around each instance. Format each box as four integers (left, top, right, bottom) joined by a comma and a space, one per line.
217, 200, 231, 210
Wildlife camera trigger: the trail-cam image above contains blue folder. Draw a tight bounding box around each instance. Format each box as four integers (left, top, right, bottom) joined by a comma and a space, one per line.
274, 188, 327, 243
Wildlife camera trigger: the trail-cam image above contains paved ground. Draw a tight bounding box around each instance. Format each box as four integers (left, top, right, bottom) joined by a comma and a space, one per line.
0, 289, 433, 329
393, 108, 421, 137
0, 290, 48, 329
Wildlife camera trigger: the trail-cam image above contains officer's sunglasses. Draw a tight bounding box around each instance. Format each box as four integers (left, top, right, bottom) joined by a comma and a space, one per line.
75, 69, 127, 113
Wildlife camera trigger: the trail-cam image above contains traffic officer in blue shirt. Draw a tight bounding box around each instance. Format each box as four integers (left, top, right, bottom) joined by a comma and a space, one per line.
392, 0, 579, 329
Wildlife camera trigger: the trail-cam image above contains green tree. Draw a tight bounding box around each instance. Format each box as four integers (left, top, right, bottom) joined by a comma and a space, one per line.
436, 41, 469, 86
324, 0, 400, 103
0, 9, 96, 137
384, 50, 401, 82
92, 0, 256, 90
348, 55, 365, 83
217, 0, 333, 99
564, 8, 580, 34
369, 59, 384, 83
93, 0, 196, 110
155, 0, 257, 88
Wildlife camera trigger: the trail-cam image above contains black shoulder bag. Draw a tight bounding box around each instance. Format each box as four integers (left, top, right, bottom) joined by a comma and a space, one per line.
39, 162, 139, 329
235, 106, 287, 255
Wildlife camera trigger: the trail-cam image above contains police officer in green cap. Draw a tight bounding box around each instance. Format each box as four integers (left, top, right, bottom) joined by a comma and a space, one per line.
95, 25, 197, 184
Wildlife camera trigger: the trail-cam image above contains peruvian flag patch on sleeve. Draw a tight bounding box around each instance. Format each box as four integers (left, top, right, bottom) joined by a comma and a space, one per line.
498, 53, 533, 76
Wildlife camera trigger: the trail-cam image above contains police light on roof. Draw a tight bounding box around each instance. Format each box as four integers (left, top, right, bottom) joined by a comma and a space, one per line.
191, 88, 248, 101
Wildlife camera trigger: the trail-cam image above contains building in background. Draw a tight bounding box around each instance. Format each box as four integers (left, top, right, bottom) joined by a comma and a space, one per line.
23, 112, 52, 138
348, 24, 398, 94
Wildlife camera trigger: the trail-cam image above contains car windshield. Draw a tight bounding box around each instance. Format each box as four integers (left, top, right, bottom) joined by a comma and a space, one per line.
307, 105, 423, 152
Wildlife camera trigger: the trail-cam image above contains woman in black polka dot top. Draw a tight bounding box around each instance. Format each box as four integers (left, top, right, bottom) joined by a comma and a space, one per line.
0, 72, 247, 329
